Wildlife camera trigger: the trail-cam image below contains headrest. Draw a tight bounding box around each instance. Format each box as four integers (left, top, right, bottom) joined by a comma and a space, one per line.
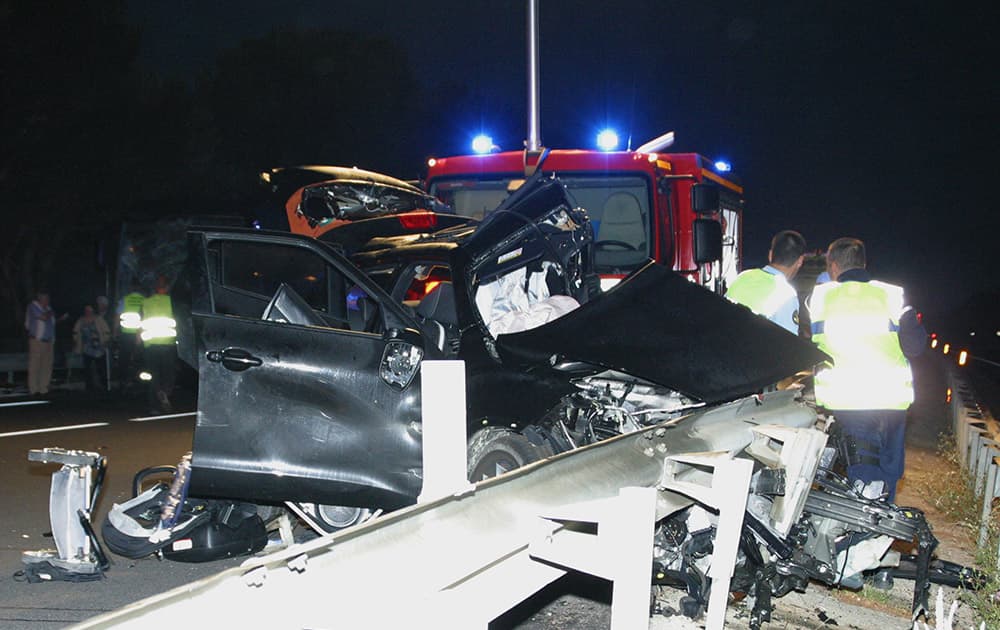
416, 282, 457, 327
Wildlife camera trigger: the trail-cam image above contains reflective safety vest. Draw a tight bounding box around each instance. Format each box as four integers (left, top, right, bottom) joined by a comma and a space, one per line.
725, 267, 799, 334
119, 292, 145, 332
140, 293, 176, 345
810, 279, 913, 410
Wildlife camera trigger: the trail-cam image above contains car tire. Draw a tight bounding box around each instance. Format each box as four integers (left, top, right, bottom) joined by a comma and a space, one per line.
467, 427, 553, 482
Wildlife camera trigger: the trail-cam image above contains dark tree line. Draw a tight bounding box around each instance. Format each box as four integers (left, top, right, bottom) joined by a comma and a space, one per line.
0, 1, 454, 338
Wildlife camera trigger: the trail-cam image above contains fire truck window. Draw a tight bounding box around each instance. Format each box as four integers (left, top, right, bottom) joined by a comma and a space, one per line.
431, 180, 510, 220
560, 176, 651, 273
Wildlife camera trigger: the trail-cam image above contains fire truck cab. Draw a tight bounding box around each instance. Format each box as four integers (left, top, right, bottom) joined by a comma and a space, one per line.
424, 146, 744, 293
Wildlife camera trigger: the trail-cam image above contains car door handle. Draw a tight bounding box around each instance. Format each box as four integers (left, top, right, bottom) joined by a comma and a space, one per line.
206, 348, 263, 372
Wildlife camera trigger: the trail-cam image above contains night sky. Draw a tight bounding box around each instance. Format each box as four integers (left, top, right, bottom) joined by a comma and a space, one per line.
114, 2, 1000, 317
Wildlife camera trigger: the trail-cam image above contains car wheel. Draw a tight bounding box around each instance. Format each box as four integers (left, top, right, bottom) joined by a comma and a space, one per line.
467, 427, 553, 482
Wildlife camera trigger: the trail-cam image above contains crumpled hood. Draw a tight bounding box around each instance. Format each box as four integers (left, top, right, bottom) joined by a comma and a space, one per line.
495, 263, 829, 404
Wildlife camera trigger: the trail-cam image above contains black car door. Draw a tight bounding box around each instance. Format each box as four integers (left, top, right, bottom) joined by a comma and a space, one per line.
186, 230, 425, 511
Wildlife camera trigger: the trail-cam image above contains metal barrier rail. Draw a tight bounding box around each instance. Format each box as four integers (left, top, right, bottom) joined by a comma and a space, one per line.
947, 367, 1000, 560
0, 352, 25, 384
72, 388, 818, 630
0, 352, 84, 388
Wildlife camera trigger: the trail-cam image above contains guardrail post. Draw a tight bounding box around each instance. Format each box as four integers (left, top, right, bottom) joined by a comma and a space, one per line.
979, 454, 1000, 548
659, 451, 754, 630
608, 487, 658, 630
974, 439, 999, 497
418, 360, 473, 503
530, 486, 657, 630
966, 427, 986, 481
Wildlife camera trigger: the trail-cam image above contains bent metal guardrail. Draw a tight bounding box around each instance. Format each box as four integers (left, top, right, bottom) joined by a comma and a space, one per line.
72, 363, 817, 630
947, 367, 1000, 558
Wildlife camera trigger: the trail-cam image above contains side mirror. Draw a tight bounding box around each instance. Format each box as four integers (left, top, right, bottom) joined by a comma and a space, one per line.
693, 218, 723, 264
691, 183, 720, 214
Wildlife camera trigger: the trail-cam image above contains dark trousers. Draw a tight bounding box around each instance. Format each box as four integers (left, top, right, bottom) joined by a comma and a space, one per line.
145, 344, 176, 408
830, 408, 907, 502
83, 354, 105, 392
118, 333, 142, 391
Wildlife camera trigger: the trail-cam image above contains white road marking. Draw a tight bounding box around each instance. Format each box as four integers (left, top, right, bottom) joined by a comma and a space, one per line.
0, 400, 51, 408
128, 412, 196, 423
0, 422, 109, 438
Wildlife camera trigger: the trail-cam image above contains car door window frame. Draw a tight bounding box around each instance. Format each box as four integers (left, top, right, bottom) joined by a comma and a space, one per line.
190, 229, 418, 335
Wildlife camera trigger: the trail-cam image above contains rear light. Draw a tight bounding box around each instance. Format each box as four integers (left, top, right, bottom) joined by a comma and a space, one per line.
380, 341, 423, 390
398, 211, 438, 230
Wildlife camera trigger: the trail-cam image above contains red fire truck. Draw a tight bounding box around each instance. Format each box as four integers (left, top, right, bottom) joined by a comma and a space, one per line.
422, 136, 744, 293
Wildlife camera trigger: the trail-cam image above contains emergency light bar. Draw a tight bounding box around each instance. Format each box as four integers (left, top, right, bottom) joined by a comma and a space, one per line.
471, 135, 496, 155
596, 129, 619, 151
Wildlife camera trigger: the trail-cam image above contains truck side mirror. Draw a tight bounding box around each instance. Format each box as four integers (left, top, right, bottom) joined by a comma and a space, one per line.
693, 218, 723, 264
691, 183, 720, 214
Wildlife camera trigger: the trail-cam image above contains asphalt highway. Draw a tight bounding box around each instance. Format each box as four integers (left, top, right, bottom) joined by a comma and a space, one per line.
0, 387, 247, 628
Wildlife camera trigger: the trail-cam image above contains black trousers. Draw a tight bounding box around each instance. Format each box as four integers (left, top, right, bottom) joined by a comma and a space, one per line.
145, 344, 176, 403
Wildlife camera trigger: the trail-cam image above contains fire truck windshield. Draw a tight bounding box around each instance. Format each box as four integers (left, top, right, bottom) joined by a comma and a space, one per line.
431, 175, 652, 275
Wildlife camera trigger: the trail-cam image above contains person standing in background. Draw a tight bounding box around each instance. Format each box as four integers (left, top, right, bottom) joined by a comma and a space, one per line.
95, 295, 112, 390
25, 289, 66, 396
73, 304, 111, 393
117, 283, 146, 394
141, 276, 177, 412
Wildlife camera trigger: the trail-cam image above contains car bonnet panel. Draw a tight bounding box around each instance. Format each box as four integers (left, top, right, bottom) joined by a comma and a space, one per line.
495, 263, 829, 404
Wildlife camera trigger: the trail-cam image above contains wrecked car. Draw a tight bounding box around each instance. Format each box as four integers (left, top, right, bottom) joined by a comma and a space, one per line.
164, 175, 827, 533
255, 165, 468, 240
99, 176, 975, 627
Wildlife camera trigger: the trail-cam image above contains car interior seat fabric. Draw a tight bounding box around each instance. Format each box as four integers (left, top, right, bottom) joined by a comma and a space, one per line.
598, 192, 645, 246
347, 285, 377, 332
416, 282, 457, 326
417, 282, 458, 353
262, 283, 326, 327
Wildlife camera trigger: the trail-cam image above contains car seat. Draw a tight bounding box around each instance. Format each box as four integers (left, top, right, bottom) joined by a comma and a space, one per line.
416, 282, 459, 354
596, 192, 645, 268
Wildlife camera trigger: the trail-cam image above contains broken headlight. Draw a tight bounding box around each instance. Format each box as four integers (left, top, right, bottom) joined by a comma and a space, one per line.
380, 341, 423, 390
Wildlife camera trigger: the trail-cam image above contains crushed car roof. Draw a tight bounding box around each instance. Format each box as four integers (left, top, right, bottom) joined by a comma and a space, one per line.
496, 262, 830, 404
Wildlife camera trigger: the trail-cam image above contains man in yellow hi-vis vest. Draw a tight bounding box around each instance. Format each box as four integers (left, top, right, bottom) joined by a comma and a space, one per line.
810, 237, 925, 501
726, 230, 806, 334
141, 276, 177, 412
117, 283, 146, 393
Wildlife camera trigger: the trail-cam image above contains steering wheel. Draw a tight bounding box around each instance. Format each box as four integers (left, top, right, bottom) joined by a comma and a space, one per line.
594, 240, 639, 251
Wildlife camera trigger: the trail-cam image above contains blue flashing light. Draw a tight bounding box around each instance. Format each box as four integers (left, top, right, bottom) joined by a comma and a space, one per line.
714, 160, 732, 173
471, 134, 495, 155
596, 129, 619, 152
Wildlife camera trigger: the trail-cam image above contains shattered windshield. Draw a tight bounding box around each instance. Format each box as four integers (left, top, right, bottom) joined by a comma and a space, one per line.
300, 181, 449, 225
432, 174, 652, 275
